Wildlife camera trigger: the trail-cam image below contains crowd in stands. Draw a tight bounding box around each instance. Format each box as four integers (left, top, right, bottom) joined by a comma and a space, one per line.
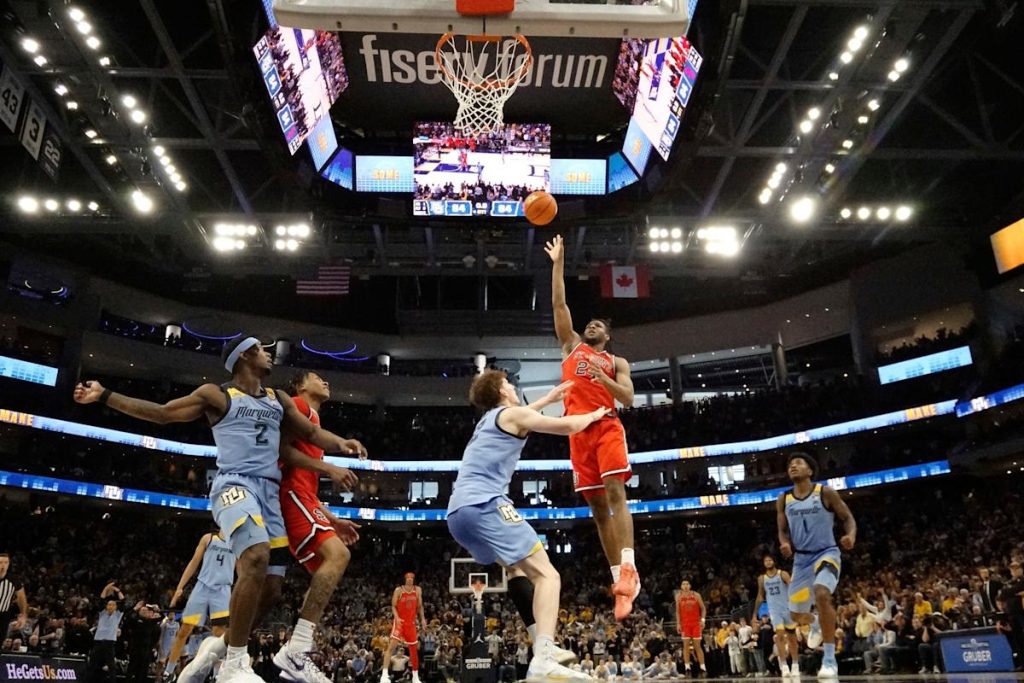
2, 476, 1022, 679
877, 324, 976, 364
414, 181, 542, 203
414, 123, 551, 154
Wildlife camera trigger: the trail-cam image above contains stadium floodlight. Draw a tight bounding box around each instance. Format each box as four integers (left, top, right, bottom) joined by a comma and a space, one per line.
670, 241, 683, 254
876, 207, 891, 221
659, 241, 670, 252
85, 36, 101, 50
847, 37, 863, 52
33, 55, 48, 67
775, 162, 788, 174
21, 37, 40, 54
84, 129, 98, 139
824, 163, 836, 174
767, 175, 781, 190
649, 242, 661, 253
152, 145, 165, 156
44, 198, 59, 212
758, 188, 772, 205
868, 99, 880, 111
247, 225, 258, 236
75, 21, 92, 34
66, 199, 82, 212
105, 154, 117, 165
87, 201, 99, 211
807, 108, 821, 121
894, 58, 909, 73
174, 181, 187, 192
788, 195, 818, 224
857, 115, 869, 125
670, 227, 682, 240
895, 205, 913, 221
828, 71, 839, 81
857, 206, 871, 220
98, 56, 111, 67
66, 101, 79, 110
130, 189, 153, 214
68, 7, 85, 21
17, 196, 39, 214
130, 109, 147, 124
121, 94, 137, 109
235, 240, 246, 250
840, 208, 852, 219
212, 237, 235, 252
839, 51, 853, 64
887, 70, 900, 82
799, 119, 814, 134
853, 26, 869, 40
842, 139, 854, 150
286, 239, 299, 251
648, 227, 659, 239
276, 225, 287, 236
54, 83, 68, 96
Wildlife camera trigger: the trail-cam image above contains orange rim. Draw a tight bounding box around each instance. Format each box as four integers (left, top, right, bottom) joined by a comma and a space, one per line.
435, 32, 533, 91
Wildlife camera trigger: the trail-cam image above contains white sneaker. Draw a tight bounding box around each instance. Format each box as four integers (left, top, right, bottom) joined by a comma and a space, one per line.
274, 646, 332, 683
552, 646, 578, 666
791, 665, 801, 679
780, 663, 791, 678
932, 667, 941, 674
806, 627, 823, 650
380, 672, 390, 683
412, 672, 422, 683
217, 660, 264, 683
816, 664, 837, 679
527, 657, 594, 683
178, 636, 226, 683
918, 668, 928, 675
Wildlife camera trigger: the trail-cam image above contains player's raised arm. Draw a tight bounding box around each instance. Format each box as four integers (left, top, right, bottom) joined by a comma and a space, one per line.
525, 381, 573, 412
545, 235, 581, 352
171, 533, 211, 607
822, 486, 857, 549
278, 392, 368, 459
73, 381, 224, 425
776, 492, 793, 558
499, 405, 609, 437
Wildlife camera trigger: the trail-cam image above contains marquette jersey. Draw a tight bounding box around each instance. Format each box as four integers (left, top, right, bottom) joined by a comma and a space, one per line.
211, 384, 285, 480
396, 588, 419, 623
196, 534, 234, 588
281, 395, 322, 499
763, 572, 789, 615
561, 343, 617, 416
448, 407, 526, 513
784, 484, 836, 553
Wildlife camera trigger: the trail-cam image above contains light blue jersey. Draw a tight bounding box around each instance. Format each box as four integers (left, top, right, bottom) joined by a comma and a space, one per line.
196, 534, 234, 588
159, 618, 179, 659
784, 483, 836, 553
211, 384, 284, 481
763, 571, 794, 630
447, 406, 541, 566
448, 408, 525, 513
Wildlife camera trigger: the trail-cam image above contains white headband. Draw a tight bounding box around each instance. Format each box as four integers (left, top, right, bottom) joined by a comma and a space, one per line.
225, 336, 260, 373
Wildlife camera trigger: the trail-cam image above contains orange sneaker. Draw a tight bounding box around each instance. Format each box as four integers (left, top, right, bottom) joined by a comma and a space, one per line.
612, 564, 640, 621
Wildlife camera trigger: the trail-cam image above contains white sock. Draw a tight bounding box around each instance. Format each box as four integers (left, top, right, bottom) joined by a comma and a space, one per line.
611, 565, 622, 583
701, 664, 707, 671
225, 645, 248, 668
290, 618, 316, 652
527, 624, 538, 644
535, 635, 555, 660
621, 548, 636, 568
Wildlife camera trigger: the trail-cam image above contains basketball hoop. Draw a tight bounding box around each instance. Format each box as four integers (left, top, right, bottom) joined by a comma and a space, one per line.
470, 579, 487, 613
435, 32, 533, 134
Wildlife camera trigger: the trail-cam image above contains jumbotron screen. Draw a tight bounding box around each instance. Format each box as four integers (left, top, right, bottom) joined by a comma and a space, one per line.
412, 122, 551, 218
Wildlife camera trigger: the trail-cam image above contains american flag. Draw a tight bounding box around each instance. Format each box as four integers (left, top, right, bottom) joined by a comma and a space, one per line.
295, 265, 350, 296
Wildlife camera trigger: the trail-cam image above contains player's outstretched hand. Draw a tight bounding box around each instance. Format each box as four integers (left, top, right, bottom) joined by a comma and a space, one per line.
779, 542, 793, 559
340, 438, 369, 461
839, 534, 855, 550
332, 518, 361, 545
543, 380, 574, 404
544, 235, 564, 263
74, 381, 105, 404
326, 464, 359, 491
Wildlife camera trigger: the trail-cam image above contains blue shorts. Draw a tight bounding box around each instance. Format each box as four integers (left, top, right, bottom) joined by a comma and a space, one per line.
789, 548, 841, 613
210, 473, 288, 575
769, 602, 796, 631
447, 497, 543, 566
182, 582, 230, 626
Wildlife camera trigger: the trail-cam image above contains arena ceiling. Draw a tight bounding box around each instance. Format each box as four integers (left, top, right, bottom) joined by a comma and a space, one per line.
0, 0, 1022, 333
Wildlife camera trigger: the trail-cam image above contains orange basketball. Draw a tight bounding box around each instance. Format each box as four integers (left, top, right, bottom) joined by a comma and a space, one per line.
524, 191, 558, 226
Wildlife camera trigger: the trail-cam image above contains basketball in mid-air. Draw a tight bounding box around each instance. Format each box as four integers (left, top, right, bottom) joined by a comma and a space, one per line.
524, 191, 558, 226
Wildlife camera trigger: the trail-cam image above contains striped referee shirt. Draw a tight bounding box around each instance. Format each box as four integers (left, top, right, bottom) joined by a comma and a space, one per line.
0, 572, 23, 617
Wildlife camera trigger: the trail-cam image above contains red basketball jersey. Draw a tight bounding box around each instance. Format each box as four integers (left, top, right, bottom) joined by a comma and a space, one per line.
561, 343, 617, 416
396, 588, 418, 622
677, 592, 701, 622
280, 396, 323, 498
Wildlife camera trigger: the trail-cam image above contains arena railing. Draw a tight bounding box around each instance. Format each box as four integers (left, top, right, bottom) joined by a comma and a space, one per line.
0, 460, 951, 522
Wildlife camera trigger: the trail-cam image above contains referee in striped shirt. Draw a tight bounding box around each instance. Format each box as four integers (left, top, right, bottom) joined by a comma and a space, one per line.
0, 553, 29, 642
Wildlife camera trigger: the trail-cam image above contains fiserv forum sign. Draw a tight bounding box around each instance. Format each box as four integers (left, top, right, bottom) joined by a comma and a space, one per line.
333, 33, 626, 131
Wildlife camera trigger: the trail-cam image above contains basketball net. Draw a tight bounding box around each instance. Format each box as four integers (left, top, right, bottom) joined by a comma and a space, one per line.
435, 33, 533, 134
470, 580, 486, 614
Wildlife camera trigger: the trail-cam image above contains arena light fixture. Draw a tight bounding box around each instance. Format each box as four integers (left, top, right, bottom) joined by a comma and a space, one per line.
807, 108, 821, 122
54, 83, 68, 96
767, 175, 781, 190
887, 70, 900, 82
839, 51, 853, 64
66, 199, 82, 212
853, 25, 869, 40
758, 188, 772, 205
121, 94, 137, 109
799, 119, 814, 134
840, 208, 852, 219
174, 181, 187, 192
153, 145, 165, 156
775, 162, 788, 174
788, 195, 818, 224
17, 196, 39, 214
894, 58, 909, 73
895, 205, 913, 221
75, 21, 92, 34
828, 71, 839, 81
212, 237, 236, 252
130, 189, 153, 214
841, 139, 854, 150
824, 163, 836, 174
856, 206, 871, 220
876, 206, 891, 220
21, 37, 40, 54
105, 154, 117, 165
98, 56, 111, 67
649, 242, 661, 253
44, 198, 59, 212
670, 241, 683, 254
85, 36, 101, 51
87, 201, 99, 211
130, 109, 146, 124
68, 7, 85, 21
84, 128, 97, 139
868, 99, 880, 111
659, 241, 670, 252
33, 55, 48, 67
66, 101, 78, 110
276, 225, 287, 236
669, 227, 682, 240
857, 115, 869, 125
286, 239, 299, 251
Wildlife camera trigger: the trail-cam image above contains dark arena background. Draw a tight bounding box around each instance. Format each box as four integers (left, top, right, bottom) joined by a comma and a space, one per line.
1, 1, 1024, 683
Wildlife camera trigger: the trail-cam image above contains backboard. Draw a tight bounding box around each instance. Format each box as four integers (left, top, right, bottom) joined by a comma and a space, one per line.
272, 0, 691, 39
449, 557, 508, 594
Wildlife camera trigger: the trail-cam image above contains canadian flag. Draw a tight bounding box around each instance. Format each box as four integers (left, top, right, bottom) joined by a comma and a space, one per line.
599, 264, 651, 298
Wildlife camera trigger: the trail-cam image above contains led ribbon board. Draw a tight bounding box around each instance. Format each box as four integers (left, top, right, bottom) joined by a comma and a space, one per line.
0, 461, 951, 523
0, 355, 58, 386
877, 346, 973, 385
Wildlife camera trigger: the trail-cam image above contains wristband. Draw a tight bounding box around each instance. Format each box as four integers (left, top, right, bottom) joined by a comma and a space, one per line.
99, 389, 112, 404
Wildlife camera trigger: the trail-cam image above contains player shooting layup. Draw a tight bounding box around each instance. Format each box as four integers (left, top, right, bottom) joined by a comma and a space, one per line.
546, 235, 639, 620
74, 335, 365, 683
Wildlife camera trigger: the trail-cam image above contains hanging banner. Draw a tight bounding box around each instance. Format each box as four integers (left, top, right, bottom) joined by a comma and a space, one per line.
19, 100, 46, 160
0, 63, 26, 133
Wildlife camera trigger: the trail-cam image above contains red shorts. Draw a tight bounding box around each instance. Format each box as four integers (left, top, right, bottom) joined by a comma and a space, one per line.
281, 488, 336, 574
569, 418, 630, 497
680, 621, 702, 639
390, 620, 418, 646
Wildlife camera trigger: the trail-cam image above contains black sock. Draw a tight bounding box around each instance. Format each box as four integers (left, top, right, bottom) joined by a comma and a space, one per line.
507, 576, 535, 627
